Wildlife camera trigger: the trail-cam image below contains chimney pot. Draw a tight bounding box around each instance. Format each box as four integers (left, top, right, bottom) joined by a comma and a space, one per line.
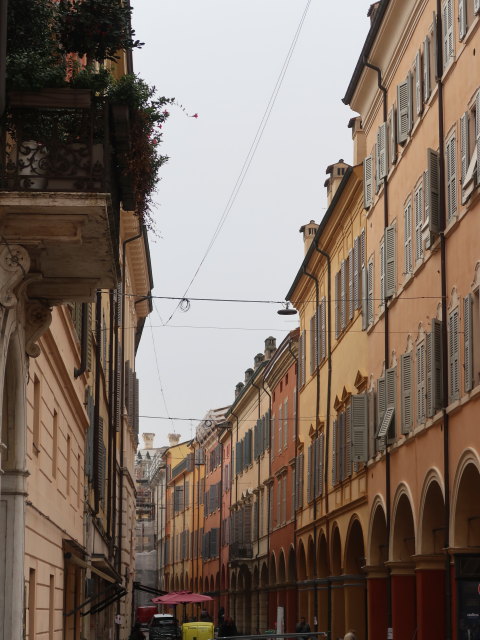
254, 353, 265, 370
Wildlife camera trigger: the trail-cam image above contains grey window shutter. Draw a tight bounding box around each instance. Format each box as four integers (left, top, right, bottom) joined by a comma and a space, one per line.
446, 134, 457, 220
380, 236, 385, 301
386, 367, 397, 440
348, 248, 354, 321
271, 414, 275, 459
284, 398, 288, 447
464, 294, 474, 392
475, 0, 480, 14
367, 260, 374, 326
432, 318, 443, 412
335, 270, 341, 338
377, 376, 386, 432
318, 433, 324, 496
476, 91, 480, 186
368, 389, 376, 458
310, 313, 316, 375
320, 298, 326, 361
426, 330, 434, 418
341, 259, 347, 330
373, 143, 381, 194
361, 228, 366, 267
332, 419, 337, 486
377, 122, 388, 179
361, 267, 368, 330
385, 225, 396, 298
278, 405, 282, 453
433, 10, 439, 78
364, 155, 373, 208
397, 79, 411, 143
459, 0, 467, 39
400, 353, 413, 433
134, 375, 139, 437
414, 186, 424, 262
301, 330, 306, 386
460, 112, 470, 183
427, 149, 441, 233
443, 0, 454, 66
388, 106, 397, 165
353, 236, 360, 309
351, 394, 368, 462
424, 36, 431, 102
316, 303, 322, 364
345, 403, 352, 477
449, 309, 460, 401
339, 412, 345, 482
404, 199, 413, 274
415, 51, 423, 115
307, 445, 313, 502
86, 390, 95, 479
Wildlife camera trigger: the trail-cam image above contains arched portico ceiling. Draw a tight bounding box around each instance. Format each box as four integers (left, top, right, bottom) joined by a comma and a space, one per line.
344, 516, 366, 574
307, 535, 315, 578
260, 561, 269, 587
391, 486, 416, 562
452, 451, 480, 548
278, 548, 286, 583
317, 531, 329, 577
269, 551, 277, 584
367, 497, 388, 567
418, 469, 445, 555
331, 524, 342, 576
288, 545, 296, 582
297, 538, 307, 580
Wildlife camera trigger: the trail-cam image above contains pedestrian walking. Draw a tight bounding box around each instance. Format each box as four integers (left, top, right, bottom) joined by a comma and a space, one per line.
295, 616, 311, 640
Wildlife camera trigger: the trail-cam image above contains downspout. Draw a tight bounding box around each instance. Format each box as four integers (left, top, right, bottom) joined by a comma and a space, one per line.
434, 5, 452, 637
74, 303, 89, 378
252, 379, 262, 634
93, 290, 102, 515
311, 241, 332, 638
302, 266, 319, 632
116, 227, 143, 639
363, 58, 392, 637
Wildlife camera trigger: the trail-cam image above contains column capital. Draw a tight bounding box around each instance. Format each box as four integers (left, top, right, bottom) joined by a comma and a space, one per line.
385, 560, 415, 575
412, 554, 446, 571
364, 564, 389, 578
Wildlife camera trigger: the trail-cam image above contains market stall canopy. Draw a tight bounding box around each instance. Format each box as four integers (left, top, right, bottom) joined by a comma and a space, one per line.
151, 591, 213, 604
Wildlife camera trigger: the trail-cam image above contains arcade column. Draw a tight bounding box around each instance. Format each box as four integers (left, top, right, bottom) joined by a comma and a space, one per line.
388, 562, 416, 640
365, 567, 388, 640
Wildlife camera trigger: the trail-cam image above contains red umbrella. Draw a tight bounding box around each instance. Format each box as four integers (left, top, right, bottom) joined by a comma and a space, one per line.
152, 591, 213, 605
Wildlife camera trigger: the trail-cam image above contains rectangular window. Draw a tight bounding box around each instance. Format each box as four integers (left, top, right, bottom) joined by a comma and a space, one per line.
388, 106, 397, 165
424, 36, 431, 102
363, 155, 373, 208
310, 311, 317, 375
442, 0, 455, 69
335, 270, 341, 338
426, 149, 441, 234
446, 133, 457, 220
385, 225, 396, 299
404, 199, 413, 275
417, 341, 426, 423
414, 182, 424, 261
367, 258, 374, 327
348, 248, 354, 321
283, 398, 288, 448
449, 308, 460, 401
401, 353, 413, 433
459, 0, 467, 39
66, 434, 71, 497
415, 50, 423, 116
52, 409, 58, 478
397, 78, 412, 143
377, 122, 388, 180
278, 405, 282, 454
33, 374, 41, 454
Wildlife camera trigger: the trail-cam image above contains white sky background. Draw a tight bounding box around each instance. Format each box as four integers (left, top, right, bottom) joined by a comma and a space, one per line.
132, 1, 372, 449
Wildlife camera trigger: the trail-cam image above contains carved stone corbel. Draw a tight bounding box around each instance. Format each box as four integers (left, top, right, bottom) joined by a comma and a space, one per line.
0, 245, 31, 308
24, 300, 52, 358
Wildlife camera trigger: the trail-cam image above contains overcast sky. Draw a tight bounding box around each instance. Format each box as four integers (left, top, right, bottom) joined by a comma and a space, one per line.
132, 1, 372, 449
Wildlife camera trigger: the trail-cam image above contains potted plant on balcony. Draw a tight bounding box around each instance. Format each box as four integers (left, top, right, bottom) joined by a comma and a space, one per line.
107, 75, 173, 225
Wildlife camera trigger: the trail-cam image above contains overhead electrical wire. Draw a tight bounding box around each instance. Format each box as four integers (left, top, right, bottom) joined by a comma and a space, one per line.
147, 315, 176, 432
163, 0, 313, 325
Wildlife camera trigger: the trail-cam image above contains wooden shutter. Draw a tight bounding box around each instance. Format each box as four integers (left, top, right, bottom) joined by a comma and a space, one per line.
427, 149, 441, 233
301, 330, 306, 387
368, 389, 376, 458
284, 398, 288, 447
386, 367, 397, 440
432, 318, 443, 412
353, 236, 360, 309
335, 270, 341, 338
464, 294, 474, 392
133, 375, 139, 437
338, 412, 346, 482
271, 413, 275, 459
319, 298, 326, 361
364, 155, 373, 208
86, 390, 95, 479
367, 260, 374, 326
115, 343, 122, 431
460, 112, 470, 183
298, 453, 304, 508
377, 122, 388, 179
377, 376, 386, 431
446, 134, 457, 220
404, 199, 413, 274
424, 36, 431, 102
400, 353, 413, 433
332, 419, 337, 486
388, 106, 397, 165
351, 394, 368, 462
385, 225, 396, 298
318, 433, 324, 496
86, 303, 93, 372
443, 0, 454, 66
476, 91, 480, 187
348, 248, 354, 320
265, 408, 271, 451
361, 267, 368, 330
307, 445, 313, 502
380, 237, 385, 302
278, 405, 282, 454
459, 0, 467, 39
310, 313, 316, 375
449, 309, 460, 401
373, 143, 380, 193
415, 51, 423, 115
397, 79, 411, 143
345, 404, 352, 477
341, 259, 347, 330
414, 186, 424, 262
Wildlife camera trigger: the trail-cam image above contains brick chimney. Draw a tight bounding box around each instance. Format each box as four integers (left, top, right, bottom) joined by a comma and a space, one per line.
348, 116, 366, 165
324, 159, 350, 205
299, 220, 319, 256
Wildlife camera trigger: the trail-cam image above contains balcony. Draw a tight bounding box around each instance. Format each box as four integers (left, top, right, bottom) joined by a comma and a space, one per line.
229, 542, 253, 562
0, 89, 123, 302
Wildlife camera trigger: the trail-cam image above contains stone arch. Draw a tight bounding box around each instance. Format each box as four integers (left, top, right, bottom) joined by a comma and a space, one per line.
368, 497, 388, 566
331, 524, 342, 575
278, 549, 286, 583
269, 552, 277, 585
297, 538, 307, 580
287, 545, 296, 582
344, 516, 366, 574
317, 531, 329, 577
306, 535, 315, 578
452, 451, 480, 547
261, 562, 268, 587
344, 517, 366, 639
418, 469, 445, 554
391, 486, 416, 561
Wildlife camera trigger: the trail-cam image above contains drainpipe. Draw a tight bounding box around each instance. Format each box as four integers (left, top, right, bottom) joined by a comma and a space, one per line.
252, 378, 262, 634
433, 5, 452, 637
302, 266, 319, 632
311, 241, 332, 638
363, 58, 392, 637
116, 227, 142, 640
74, 303, 89, 378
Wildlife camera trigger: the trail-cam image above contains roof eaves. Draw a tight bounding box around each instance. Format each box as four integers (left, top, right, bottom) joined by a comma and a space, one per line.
342, 0, 391, 106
